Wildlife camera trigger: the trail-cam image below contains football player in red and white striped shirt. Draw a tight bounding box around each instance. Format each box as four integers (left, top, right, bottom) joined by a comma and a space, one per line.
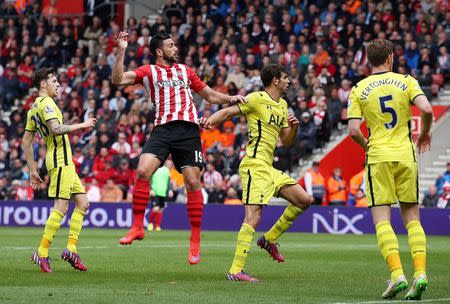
112, 30, 246, 265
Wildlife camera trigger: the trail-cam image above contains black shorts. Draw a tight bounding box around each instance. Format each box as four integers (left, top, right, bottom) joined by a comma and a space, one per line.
152, 196, 167, 209
142, 120, 204, 172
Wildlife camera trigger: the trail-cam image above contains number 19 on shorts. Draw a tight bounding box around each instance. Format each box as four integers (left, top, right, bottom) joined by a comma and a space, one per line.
194, 150, 203, 163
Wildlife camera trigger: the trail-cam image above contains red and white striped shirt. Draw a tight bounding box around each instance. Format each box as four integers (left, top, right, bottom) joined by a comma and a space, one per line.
133, 63, 207, 126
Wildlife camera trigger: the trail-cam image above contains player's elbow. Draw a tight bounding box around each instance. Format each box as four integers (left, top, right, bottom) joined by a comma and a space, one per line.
422, 104, 433, 116
111, 76, 122, 85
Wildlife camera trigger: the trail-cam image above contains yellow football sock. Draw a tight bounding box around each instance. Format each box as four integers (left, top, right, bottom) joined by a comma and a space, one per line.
67, 209, 86, 253
375, 221, 404, 281
264, 204, 303, 243
406, 220, 427, 278
229, 223, 255, 274
38, 209, 64, 257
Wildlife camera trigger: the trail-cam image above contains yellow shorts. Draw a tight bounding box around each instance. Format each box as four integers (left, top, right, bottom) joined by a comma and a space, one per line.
366, 161, 418, 207
48, 165, 85, 200
239, 157, 297, 205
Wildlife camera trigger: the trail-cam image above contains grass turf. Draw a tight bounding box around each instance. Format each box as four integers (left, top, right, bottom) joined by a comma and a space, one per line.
0, 227, 448, 304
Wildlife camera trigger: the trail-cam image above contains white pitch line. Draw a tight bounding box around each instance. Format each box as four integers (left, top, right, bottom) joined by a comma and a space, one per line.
1, 243, 378, 251
331, 298, 450, 304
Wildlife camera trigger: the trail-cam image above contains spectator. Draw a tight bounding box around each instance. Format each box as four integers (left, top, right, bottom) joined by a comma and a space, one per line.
218, 120, 236, 152
78, 16, 103, 57
422, 185, 439, 208
208, 179, 226, 204
100, 178, 123, 202
349, 167, 365, 206
203, 163, 223, 195
437, 182, 450, 208
86, 177, 101, 202
312, 100, 330, 148
417, 64, 433, 100
296, 112, 316, 165
327, 167, 347, 206
111, 132, 131, 156
8, 158, 24, 182
95, 158, 117, 188
224, 187, 242, 205
16, 180, 33, 200
0, 177, 8, 200
354, 188, 367, 208
303, 161, 326, 205
114, 159, 135, 200
436, 162, 450, 194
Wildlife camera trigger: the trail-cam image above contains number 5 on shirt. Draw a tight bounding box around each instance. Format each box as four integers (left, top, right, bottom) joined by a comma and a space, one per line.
379, 95, 397, 129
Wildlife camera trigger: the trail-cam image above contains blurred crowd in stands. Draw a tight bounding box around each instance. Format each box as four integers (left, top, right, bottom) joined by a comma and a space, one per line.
0, 0, 448, 207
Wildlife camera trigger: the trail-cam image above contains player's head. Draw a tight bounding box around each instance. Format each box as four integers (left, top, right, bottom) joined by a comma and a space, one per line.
260, 64, 290, 93
366, 39, 394, 71
149, 30, 178, 64
32, 67, 59, 97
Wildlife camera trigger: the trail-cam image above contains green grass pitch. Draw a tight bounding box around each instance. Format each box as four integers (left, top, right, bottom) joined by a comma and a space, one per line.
0, 227, 448, 304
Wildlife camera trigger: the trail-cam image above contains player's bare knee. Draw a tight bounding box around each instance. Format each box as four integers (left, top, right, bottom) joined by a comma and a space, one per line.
184, 176, 201, 192
244, 213, 261, 229
303, 195, 314, 209
77, 201, 89, 212
136, 167, 151, 179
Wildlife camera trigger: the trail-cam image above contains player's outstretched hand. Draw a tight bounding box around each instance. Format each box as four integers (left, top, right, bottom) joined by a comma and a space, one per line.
30, 171, 44, 190
198, 117, 213, 130
116, 30, 129, 50
229, 95, 248, 104
417, 132, 431, 154
287, 113, 299, 127
83, 118, 97, 130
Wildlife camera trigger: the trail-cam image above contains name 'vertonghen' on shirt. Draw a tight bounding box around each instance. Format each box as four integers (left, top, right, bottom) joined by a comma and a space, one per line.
360, 78, 408, 100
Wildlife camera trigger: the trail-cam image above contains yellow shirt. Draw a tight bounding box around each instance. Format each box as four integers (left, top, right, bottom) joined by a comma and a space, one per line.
347, 71, 424, 164
25, 96, 73, 170
238, 91, 289, 164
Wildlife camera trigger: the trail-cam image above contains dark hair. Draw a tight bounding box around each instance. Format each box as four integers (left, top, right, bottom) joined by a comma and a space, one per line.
260, 64, 287, 87
149, 30, 171, 56
32, 67, 55, 90
366, 39, 393, 67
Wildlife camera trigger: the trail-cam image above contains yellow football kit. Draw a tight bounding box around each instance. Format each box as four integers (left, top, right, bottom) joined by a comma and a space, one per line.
347, 72, 424, 206
25, 96, 84, 199
237, 91, 296, 205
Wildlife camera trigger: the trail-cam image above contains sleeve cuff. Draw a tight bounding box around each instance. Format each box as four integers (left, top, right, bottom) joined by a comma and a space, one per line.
410, 93, 425, 104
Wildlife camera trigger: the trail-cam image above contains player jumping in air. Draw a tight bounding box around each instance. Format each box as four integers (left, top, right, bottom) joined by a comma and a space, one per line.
348, 39, 433, 300
23, 67, 97, 272
112, 30, 246, 265
200, 64, 313, 281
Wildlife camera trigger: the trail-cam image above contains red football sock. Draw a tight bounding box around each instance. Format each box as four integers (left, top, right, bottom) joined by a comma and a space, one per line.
187, 190, 203, 243
149, 209, 155, 225
155, 210, 163, 228
131, 178, 150, 230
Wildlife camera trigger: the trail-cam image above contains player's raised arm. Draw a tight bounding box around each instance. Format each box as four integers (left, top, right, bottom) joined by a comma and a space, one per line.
280, 113, 299, 147
197, 85, 247, 105
22, 130, 43, 190
199, 105, 241, 130
412, 94, 433, 153
111, 30, 137, 86
47, 118, 97, 135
